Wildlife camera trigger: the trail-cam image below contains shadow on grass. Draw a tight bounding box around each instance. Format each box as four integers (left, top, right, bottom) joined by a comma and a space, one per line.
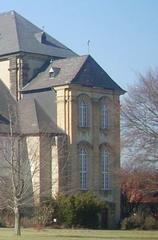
51, 235, 158, 240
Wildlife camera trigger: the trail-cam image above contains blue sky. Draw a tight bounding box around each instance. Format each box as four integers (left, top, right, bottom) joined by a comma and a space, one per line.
1, 0, 158, 90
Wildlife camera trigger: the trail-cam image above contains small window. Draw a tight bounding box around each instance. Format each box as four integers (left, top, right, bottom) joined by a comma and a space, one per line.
49, 67, 55, 78
79, 100, 88, 127
35, 31, 46, 44
100, 149, 109, 190
79, 146, 88, 190
41, 32, 46, 44
100, 102, 108, 129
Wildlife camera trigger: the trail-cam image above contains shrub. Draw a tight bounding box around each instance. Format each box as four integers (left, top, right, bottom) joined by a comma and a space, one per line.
21, 217, 34, 228
19, 192, 107, 229
73, 192, 105, 228
55, 194, 75, 227
56, 192, 106, 229
0, 209, 14, 227
143, 216, 158, 230
121, 212, 158, 230
121, 213, 144, 230
33, 198, 57, 227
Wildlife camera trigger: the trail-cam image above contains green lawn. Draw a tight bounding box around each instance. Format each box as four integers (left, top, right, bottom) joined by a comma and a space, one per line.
0, 228, 158, 240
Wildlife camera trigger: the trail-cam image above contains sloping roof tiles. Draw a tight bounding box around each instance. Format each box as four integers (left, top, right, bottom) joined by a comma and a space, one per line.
22, 55, 88, 91
22, 55, 125, 93
0, 80, 19, 133
18, 98, 62, 134
0, 10, 76, 58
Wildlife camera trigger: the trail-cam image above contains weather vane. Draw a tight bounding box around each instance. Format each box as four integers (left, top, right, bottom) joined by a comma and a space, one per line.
87, 40, 90, 54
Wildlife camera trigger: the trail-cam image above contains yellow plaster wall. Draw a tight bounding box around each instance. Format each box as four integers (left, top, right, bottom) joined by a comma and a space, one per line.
26, 136, 40, 204
51, 138, 59, 196
0, 60, 10, 89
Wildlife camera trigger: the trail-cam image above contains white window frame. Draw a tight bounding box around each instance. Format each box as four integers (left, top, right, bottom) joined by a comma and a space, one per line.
100, 103, 108, 129
101, 149, 109, 190
79, 146, 88, 190
79, 100, 88, 128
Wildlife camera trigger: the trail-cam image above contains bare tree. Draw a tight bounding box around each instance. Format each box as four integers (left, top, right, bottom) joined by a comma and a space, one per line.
0, 106, 70, 235
121, 71, 158, 167
0, 107, 38, 235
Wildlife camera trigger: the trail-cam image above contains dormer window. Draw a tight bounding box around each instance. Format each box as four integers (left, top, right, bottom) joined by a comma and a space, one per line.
49, 67, 55, 78
41, 32, 46, 44
35, 31, 47, 44
48, 65, 60, 78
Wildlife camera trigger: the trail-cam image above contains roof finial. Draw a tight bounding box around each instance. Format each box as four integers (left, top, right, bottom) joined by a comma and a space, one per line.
50, 58, 54, 65
42, 26, 45, 32
87, 40, 90, 54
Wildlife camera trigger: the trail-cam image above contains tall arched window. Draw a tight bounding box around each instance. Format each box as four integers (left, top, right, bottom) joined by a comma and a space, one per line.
79, 146, 88, 190
100, 102, 108, 129
100, 148, 109, 190
79, 100, 88, 127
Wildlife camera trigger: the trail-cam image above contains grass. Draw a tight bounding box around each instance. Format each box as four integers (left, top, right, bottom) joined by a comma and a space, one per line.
0, 228, 158, 240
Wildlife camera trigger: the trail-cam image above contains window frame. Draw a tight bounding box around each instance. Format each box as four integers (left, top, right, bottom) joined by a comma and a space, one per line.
79, 99, 88, 128
100, 148, 109, 190
79, 146, 88, 190
100, 102, 108, 129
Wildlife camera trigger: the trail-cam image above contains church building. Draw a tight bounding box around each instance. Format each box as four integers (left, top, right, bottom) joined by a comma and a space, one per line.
0, 10, 125, 228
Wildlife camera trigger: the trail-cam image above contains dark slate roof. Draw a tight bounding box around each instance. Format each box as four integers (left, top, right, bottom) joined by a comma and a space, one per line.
0, 115, 9, 125
0, 114, 10, 134
0, 10, 76, 58
0, 79, 19, 133
0, 79, 16, 116
0, 79, 61, 135
72, 56, 125, 93
18, 98, 62, 134
22, 55, 88, 92
22, 55, 125, 94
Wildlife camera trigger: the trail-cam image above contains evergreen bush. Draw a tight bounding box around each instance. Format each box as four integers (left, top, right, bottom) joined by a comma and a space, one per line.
56, 192, 106, 229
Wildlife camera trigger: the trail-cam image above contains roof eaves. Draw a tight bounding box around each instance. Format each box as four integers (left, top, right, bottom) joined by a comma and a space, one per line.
21, 87, 52, 94
0, 51, 21, 58
72, 55, 126, 94
70, 82, 125, 93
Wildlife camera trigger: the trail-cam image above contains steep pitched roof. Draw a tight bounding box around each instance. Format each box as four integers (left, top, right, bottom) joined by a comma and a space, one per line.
22, 55, 88, 92
0, 115, 9, 125
22, 55, 125, 94
35, 100, 60, 134
72, 55, 125, 92
0, 79, 19, 133
0, 79, 17, 116
0, 79, 61, 135
18, 98, 62, 134
0, 10, 76, 58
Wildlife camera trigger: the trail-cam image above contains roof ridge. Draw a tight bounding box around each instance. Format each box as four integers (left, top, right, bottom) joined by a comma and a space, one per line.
34, 99, 57, 133
13, 11, 22, 52
29, 98, 39, 131
70, 55, 89, 82
34, 99, 51, 120
34, 99, 40, 132
18, 98, 39, 134
0, 10, 76, 58
12, 11, 74, 51
1, 10, 21, 52
53, 54, 89, 63
0, 10, 15, 16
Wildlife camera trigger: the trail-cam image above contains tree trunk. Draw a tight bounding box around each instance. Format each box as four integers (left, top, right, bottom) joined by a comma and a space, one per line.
14, 206, 21, 236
